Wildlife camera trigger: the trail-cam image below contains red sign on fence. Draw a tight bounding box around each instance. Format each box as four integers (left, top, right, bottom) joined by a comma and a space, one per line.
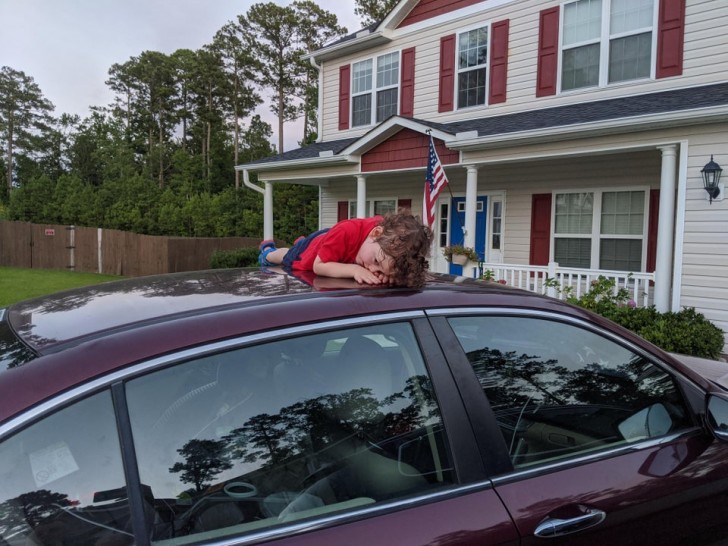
45, 228, 55, 236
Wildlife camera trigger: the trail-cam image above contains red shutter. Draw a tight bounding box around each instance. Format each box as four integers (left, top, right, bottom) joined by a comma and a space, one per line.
530, 193, 552, 265
337, 201, 349, 222
400, 47, 416, 117
397, 198, 412, 213
438, 34, 456, 112
338, 65, 351, 130
646, 189, 660, 272
656, 0, 685, 78
536, 7, 560, 97
489, 19, 509, 105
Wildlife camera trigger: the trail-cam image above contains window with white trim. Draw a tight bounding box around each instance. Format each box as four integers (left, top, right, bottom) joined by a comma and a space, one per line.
561, 0, 655, 92
352, 52, 400, 127
349, 199, 397, 218
553, 189, 647, 271
457, 26, 489, 108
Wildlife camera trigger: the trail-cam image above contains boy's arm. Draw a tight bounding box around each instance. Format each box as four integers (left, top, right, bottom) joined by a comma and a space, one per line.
313, 257, 387, 285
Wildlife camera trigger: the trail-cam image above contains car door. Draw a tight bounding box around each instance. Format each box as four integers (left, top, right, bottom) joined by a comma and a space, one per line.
431, 311, 728, 545
119, 316, 519, 545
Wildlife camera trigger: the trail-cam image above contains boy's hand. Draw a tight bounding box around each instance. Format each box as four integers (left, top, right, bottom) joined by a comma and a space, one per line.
313, 257, 394, 285
353, 266, 391, 285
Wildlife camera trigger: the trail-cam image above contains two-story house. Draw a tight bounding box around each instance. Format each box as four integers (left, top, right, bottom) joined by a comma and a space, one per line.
237, 0, 728, 351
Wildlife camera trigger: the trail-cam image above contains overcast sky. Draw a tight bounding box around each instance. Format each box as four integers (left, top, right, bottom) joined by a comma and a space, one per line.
0, 0, 361, 151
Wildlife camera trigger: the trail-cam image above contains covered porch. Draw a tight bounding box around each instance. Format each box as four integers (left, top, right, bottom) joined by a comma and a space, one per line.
470, 261, 655, 308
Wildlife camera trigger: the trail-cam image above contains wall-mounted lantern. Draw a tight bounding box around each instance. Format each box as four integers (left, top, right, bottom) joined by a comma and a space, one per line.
701, 155, 723, 204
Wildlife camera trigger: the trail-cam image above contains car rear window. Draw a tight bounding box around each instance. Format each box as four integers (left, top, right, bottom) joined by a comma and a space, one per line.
0, 309, 37, 371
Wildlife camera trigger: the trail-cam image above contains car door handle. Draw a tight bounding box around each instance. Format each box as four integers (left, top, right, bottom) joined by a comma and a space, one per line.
534, 508, 606, 538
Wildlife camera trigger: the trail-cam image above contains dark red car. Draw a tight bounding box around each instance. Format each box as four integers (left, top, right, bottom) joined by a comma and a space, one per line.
2, 268, 728, 545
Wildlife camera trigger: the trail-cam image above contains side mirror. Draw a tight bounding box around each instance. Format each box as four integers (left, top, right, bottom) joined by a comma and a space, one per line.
618, 403, 672, 441
706, 393, 728, 442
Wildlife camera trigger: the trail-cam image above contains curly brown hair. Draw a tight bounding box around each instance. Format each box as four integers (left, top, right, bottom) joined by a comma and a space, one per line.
375, 211, 433, 288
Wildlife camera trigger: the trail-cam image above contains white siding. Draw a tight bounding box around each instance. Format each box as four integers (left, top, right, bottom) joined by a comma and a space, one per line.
676, 127, 728, 349
320, 0, 727, 142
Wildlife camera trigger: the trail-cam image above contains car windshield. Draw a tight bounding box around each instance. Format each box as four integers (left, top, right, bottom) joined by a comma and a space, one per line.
0, 309, 37, 371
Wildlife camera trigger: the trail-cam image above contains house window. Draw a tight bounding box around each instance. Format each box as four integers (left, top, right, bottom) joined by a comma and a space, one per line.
554, 192, 594, 268
349, 199, 397, 218
561, 0, 655, 91
457, 26, 488, 108
600, 190, 645, 271
352, 59, 373, 127
439, 202, 450, 247
554, 190, 647, 271
352, 53, 400, 127
491, 200, 503, 250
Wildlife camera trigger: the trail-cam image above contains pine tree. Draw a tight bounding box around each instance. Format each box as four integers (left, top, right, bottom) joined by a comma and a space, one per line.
0, 66, 55, 196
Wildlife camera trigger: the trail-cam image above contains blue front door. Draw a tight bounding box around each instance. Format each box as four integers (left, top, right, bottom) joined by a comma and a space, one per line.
449, 196, 487, 275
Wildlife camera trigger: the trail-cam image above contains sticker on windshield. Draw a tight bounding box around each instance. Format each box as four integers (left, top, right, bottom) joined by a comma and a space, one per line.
29, 441, 80, 487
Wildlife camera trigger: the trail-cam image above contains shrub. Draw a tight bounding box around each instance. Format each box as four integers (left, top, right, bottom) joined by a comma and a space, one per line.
637, 308, 725, 359
210, 247, 259, 269
549, 275, 725, 359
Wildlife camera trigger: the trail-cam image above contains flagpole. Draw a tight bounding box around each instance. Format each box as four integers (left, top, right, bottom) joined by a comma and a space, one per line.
425, 129, 466, 244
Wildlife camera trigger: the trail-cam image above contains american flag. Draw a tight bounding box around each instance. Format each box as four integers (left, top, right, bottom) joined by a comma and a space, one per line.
423, 134, 449, 227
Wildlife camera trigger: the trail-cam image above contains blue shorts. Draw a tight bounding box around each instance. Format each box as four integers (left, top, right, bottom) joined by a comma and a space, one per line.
282, 228, 330, 270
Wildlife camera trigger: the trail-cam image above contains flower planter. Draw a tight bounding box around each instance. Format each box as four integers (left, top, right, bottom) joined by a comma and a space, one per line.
451, 254, 469, 266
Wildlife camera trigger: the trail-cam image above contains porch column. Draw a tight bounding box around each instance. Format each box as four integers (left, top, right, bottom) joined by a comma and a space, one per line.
464, 165, 479, 277
655, 145, 677, 312
356, 175, 367, 218
264, 181, 274, 240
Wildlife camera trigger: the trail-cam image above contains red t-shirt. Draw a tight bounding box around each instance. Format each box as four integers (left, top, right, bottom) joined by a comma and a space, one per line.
293, 216, 382, 271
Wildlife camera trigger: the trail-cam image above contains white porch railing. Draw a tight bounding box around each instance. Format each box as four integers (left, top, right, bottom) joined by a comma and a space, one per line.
475, 261, 655, 308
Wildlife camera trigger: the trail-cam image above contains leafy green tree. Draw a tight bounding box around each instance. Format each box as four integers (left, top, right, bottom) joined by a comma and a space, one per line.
292, 1, 347, 145
51, 173, 98, 226
187, 46, 231, 184
212, 22, 262, 189
7, 174, 55, 222
240, 3, 306, 154
273, 183, 318, 243
354, 0, 398, 26
0, 66, 55, 196
100, 174, 162, 233
239, 114, 274, 164
107, 52, 178, 188
241, 2, 346, 153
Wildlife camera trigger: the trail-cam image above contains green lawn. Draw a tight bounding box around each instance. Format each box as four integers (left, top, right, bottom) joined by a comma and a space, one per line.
0, 267, 121, 308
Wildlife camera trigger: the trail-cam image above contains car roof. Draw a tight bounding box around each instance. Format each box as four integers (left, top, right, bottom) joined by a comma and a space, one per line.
8, 267, 556, 354
7, 268, 318, 353
6, 268, 484, 351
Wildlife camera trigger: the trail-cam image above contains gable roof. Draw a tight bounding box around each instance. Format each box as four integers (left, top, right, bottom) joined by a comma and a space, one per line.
239, 82, 728, 171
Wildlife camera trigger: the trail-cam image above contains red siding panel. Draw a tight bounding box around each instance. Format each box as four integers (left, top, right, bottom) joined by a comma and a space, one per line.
656, 0, 685, 78
438, 35, 456, 113
530, 194, 552, 265
361, 129, 458, 172
400, 47, 416, 117
398, 0, 485, 28
536, 7, 560, 97
646, 189, 660, 272
489, 19, 509, 105
338, 65, 351, 131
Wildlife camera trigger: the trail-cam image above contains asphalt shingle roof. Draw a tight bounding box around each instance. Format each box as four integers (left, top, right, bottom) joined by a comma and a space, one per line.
246, 138, 358, 166
449, 81, 728, 137
245, 82, 728, 168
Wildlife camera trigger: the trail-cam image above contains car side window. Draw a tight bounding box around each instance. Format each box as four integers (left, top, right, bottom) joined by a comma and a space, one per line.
125, 322, 454, 544
0, 391, 131, 545
449, 316, 692, 469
